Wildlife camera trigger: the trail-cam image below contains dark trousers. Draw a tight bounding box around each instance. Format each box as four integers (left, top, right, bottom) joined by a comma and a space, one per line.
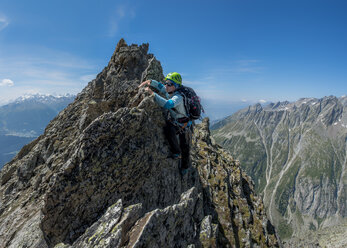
163, 120, 190, 169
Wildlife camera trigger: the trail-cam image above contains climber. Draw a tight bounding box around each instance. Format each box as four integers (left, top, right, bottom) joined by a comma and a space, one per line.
138, 72, 192, 175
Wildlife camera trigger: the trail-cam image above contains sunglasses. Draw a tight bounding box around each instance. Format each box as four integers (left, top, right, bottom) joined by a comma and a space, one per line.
165, 81, 175, 87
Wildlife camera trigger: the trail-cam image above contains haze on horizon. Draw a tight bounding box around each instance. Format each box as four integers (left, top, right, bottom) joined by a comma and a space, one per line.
0, 0, 346, 119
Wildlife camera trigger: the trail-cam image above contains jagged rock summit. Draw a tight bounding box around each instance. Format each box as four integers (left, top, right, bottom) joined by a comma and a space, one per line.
0, 39, 279, 248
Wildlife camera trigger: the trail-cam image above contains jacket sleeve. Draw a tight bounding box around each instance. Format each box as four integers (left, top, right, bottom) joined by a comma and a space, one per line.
154, 93, 184, 110
150, 80, 167, 95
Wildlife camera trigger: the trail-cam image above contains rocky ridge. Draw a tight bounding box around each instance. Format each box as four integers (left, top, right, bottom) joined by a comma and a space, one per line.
0, 39, 279, 248
212, 96, 347, 246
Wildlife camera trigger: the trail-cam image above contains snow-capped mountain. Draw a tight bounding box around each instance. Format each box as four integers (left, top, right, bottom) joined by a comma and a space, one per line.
12, 93, 75, 105
0, 94, 75, 167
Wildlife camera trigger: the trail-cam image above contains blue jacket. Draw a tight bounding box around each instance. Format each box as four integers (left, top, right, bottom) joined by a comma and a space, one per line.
150, 80, 189, 122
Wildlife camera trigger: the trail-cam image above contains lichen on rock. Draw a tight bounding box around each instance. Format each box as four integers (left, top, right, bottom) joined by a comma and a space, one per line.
0, 39, 279, 248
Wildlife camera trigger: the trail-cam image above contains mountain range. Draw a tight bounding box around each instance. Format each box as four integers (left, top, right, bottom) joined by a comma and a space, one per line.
212, 96, 347, 246
0, 94, 75, 167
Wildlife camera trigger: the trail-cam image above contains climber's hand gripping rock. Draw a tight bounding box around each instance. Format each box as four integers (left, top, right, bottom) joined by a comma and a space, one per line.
138, 80, 153, 95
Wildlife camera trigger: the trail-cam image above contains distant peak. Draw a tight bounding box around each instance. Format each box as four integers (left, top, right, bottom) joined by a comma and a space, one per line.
269, 101, 291, 110
245, 103, 263, 115
11, 93, 75, 104
322, 95, 338, 101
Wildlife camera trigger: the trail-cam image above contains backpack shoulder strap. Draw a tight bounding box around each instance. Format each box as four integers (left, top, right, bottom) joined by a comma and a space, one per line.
175, 87, 190, 117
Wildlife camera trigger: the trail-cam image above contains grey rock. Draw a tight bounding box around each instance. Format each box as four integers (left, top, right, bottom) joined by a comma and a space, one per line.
0, 39, 279, 248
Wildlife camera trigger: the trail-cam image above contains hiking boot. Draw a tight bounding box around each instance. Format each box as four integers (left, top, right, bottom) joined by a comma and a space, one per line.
168, 153, 182, 160
180, 168, 189, 176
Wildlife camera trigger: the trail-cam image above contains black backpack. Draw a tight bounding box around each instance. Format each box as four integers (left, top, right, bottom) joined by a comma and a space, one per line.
176, 86, 203, 120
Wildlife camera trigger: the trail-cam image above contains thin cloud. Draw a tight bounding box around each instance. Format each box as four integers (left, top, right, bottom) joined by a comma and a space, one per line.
0, 15, 9, 31
178, 78, 226, 100
184, 80, 202, 86
0, 48, 99, 103
237, 59, 260, 66
0, 79, 14, 86
183, 71, 270, 106
233, 59, 264, 74
108, 4, 136, 37
117, 5, 126, 18
0, 51, 97, 82
109, 21, 119, 37
206, 64, 264, 78
233, 67, 264, 73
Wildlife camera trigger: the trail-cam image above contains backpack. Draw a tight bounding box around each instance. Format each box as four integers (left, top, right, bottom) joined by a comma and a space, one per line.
176, 86, 203, 120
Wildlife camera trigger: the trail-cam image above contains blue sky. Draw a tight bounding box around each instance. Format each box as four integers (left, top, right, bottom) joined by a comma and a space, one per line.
0, 0, 346, 119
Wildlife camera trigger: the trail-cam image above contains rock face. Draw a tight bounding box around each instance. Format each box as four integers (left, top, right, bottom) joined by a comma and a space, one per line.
212, 97, 347, 245
0, 39, 279, 248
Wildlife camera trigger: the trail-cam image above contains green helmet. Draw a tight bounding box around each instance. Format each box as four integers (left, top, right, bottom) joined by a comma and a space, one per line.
165, 72, 182, 85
